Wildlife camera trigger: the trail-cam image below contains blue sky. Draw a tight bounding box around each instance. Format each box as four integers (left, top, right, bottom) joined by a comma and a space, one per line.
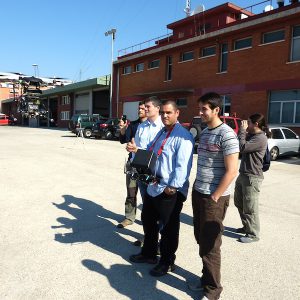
0, 1, 270, 81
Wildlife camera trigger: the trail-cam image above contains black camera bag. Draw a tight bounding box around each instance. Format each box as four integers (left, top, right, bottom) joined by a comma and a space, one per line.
131, 149, 157, 175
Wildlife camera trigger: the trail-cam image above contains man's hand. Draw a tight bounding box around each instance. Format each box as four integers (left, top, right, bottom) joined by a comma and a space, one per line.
210, 194, 219, 203
241, 120, 248, 131
119, 119, 127, 135
164, 186, 177, 195
126, 138, 138, 153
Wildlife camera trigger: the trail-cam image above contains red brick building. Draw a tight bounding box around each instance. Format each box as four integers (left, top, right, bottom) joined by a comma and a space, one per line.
113, 1, 300, 134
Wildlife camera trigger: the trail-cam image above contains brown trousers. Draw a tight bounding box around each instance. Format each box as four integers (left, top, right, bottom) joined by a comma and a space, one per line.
192, 190, 230, 300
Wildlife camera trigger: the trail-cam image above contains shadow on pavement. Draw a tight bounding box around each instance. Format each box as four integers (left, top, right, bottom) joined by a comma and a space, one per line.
52, 195, 199, 299
275, 156, 300, 165
52, 194, 142, 260
224, 226, 243, 239
82, 259, 199, 300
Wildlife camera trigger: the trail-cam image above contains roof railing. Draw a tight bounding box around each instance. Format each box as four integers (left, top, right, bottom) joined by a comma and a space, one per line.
118, 33, 172, 57
242, 0, 273, 13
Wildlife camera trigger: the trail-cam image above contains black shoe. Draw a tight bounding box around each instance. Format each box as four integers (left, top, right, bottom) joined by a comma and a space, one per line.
129, 253, 157, 264
117, 219, 133, 228
133, 239, 143, 247
236, 227, 246, 234
149, 263, 175, 277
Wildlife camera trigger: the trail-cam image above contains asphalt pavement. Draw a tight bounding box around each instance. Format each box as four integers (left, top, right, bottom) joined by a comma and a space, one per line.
0, 126, 299, 300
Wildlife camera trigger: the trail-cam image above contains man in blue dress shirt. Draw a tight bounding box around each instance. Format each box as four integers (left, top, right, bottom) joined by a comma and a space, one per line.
126, 96, 164, 246
129, 100, 194, 277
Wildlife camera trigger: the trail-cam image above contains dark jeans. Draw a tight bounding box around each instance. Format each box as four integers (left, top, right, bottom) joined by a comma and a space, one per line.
141, 191, 184, 265
192, 190, 230, 300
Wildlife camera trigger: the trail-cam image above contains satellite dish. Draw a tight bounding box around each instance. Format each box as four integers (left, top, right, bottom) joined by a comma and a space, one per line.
194, 4, 205, 14
264, 5, 274, 11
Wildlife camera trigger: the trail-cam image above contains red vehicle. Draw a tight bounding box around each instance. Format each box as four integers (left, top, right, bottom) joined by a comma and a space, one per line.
189, 115, 242, 149
0, 114, 9, 126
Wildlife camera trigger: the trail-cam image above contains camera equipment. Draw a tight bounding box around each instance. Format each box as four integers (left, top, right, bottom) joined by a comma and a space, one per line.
125, 149, 159, 184
121, 114, 127, 122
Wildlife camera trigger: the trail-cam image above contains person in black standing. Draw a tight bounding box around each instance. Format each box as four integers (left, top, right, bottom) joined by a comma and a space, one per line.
117, 101, 147, 228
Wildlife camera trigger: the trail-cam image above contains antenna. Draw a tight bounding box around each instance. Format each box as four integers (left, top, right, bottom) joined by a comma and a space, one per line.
184, 0, 191, 17
264, 4, 274, 11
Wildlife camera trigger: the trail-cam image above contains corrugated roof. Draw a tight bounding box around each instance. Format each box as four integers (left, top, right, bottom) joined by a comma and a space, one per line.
41, 77, 110, 97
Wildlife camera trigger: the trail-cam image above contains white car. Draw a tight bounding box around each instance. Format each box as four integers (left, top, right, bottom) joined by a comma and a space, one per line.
268, 126, 300, 160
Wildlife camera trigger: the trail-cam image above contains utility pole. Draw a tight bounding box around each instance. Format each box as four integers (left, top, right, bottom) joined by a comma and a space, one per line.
105, 28, 116, 118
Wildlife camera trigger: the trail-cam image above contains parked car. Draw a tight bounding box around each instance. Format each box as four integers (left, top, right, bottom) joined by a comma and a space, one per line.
189, 115, 242, 147
92, 118, 120, 140
68, 114, 107, 138
268, 126, 300, 160
0, 113, 9, 126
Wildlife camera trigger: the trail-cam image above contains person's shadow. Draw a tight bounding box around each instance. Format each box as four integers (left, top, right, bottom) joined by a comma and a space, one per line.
82, 259, 199, 300
52, 195, 199, 299
52, 194, 142, 260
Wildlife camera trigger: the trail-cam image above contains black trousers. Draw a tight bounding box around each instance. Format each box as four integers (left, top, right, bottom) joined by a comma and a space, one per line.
141, 191, 184, 265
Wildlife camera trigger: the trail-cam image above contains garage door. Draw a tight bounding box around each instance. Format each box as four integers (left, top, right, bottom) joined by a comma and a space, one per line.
123, 101, 140, 121
75, 93, 90, 114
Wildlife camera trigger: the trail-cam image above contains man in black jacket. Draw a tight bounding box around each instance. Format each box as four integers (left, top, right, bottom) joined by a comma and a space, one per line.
117, 101, 146, 228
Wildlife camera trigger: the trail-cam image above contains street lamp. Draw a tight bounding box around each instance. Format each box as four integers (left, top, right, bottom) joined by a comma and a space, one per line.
105, 28, 116, 118
32, 64, 39, 77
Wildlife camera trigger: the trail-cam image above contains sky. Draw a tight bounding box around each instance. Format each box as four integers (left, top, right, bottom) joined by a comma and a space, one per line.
0, 0, 272, 82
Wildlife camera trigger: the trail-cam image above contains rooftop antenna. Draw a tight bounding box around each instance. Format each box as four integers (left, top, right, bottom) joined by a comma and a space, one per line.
193, 4, 205, 14
192, 4, 206, 35
184, 0, 191, 17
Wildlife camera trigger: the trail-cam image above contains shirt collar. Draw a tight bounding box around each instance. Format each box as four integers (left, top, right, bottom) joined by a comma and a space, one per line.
147, 116, 162, 127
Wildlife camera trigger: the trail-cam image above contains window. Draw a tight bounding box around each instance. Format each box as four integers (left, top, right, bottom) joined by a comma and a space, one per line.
123, 66, 132, 74
201, 46, 216, 57
62, 95, 70, 105
220, 43, 228, 72
165, 56, 172, 81
269, 90, 300, 124
291, 25, 300, 61
148, 59, 160, 69
180, 51, 194, 62
221, 95, 231, 115
81, 115, 89, 122
176, 98, 187, 107
60, 111, 70, 120
135, 63, 144, 72
262, 30, 285, 44
282, 128, 297, 139
225, 118, 236, 130
271, 129, 284, 139
296, 103, 300, 123
234, 37, 252, 50
198, 23, 211, 35
178, 32, 184, 38
281, 102, 294, 123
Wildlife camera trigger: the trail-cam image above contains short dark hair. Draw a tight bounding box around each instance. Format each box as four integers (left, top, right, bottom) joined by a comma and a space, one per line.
198, 92, 222, 111
138, 100, 145, 106
145, 96, 161, 107
161, 99, 178, 111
